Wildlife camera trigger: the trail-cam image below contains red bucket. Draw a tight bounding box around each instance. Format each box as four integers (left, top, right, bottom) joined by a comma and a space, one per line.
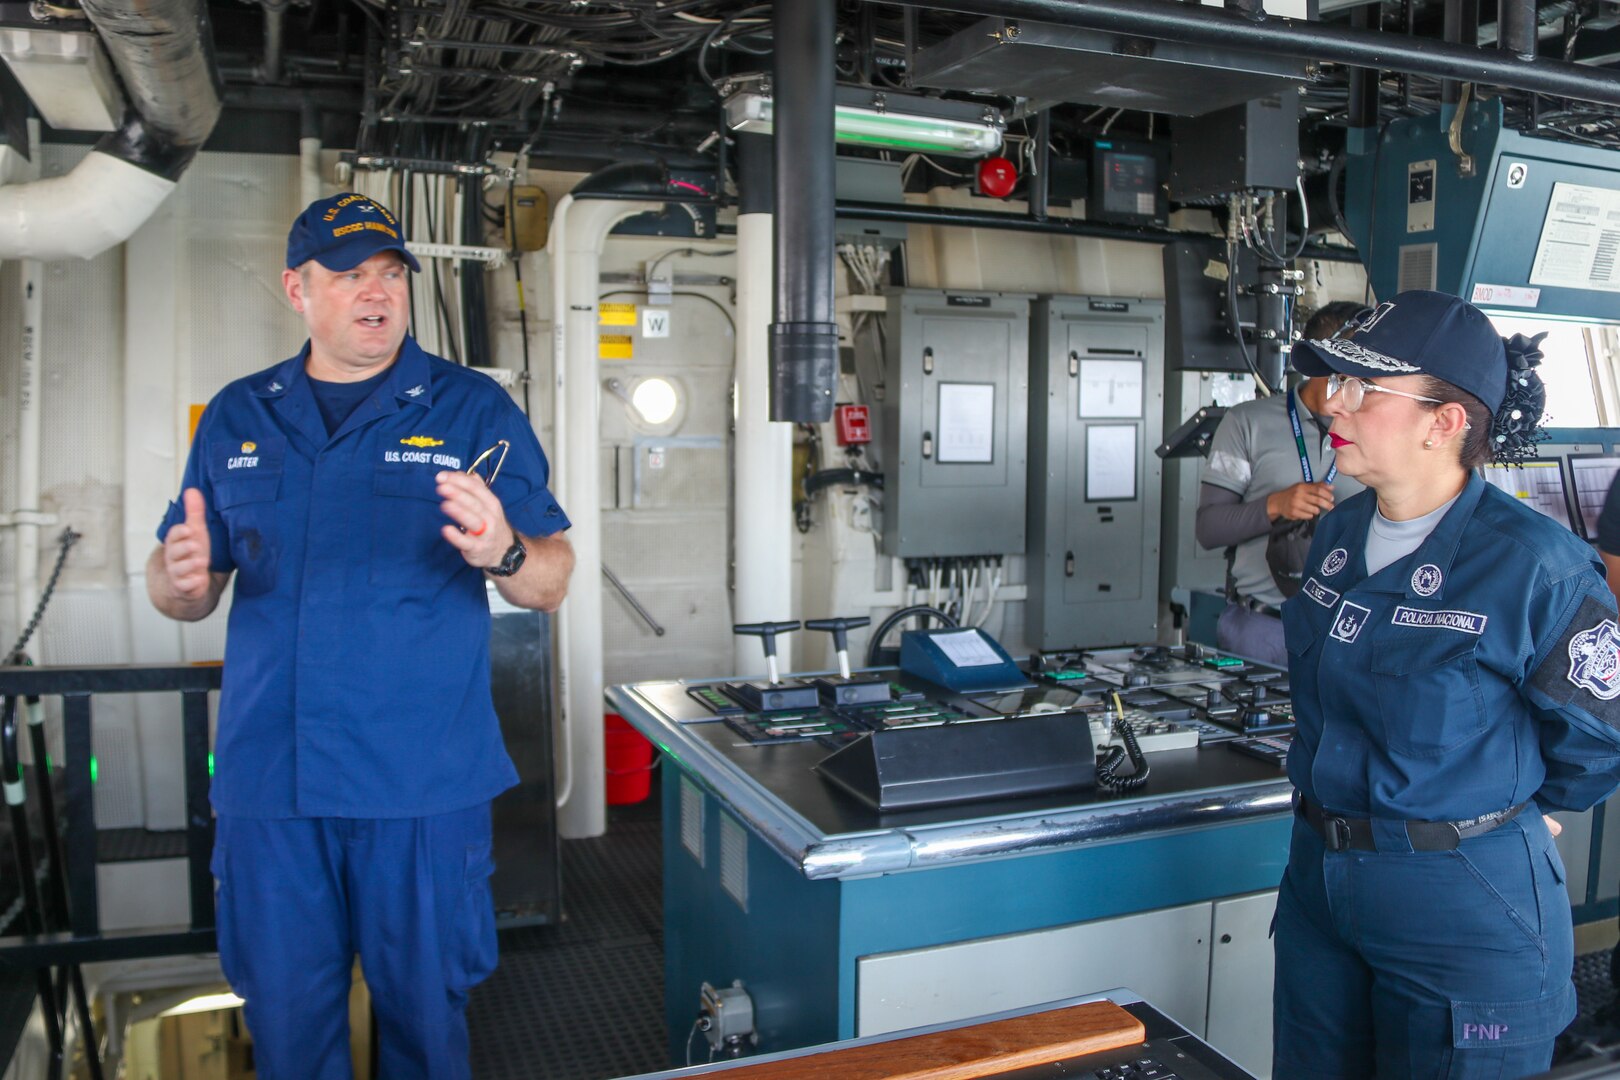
604, 713, 656, 804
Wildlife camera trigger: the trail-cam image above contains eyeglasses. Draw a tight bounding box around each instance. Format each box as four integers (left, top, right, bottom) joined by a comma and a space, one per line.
1324, 373, 1443, 413
467, 440, 510, 487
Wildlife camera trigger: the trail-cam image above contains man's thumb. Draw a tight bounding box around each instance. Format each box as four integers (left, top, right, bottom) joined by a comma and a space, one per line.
183, 487, 207, 525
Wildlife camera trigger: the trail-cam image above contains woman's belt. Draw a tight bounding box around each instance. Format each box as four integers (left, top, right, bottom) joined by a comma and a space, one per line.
1295, 793, 1526, 852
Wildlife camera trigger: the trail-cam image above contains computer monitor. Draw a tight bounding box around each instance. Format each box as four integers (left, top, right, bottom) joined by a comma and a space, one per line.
1567, 453, 1620, 542
1480, 459, 1575, 534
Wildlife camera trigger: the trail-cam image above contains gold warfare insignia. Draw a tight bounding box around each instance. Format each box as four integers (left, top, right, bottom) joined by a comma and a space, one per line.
400, 436, 444, 448
241, 441, 257, 453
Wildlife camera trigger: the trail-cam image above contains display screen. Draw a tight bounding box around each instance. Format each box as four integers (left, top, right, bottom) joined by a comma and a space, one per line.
1101, 151, 1158, 219
1480, 460, 1575, 533
1567, 454, 1620, 541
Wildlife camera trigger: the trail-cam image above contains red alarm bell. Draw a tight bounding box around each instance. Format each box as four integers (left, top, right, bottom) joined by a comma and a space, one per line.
976, 156, 1018, 199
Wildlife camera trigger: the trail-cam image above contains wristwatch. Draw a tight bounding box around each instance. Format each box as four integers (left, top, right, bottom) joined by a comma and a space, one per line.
484, 536, 527, 578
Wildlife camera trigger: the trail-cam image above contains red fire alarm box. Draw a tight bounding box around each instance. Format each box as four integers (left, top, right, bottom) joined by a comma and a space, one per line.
834, 404, 871, 446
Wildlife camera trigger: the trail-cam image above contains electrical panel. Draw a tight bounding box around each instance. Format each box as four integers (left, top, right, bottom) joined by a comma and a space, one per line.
1345, 97, 1620, 318
881, 289, 1032, 557
1027, 297, 1165, 649
1169, 92, 1301, 200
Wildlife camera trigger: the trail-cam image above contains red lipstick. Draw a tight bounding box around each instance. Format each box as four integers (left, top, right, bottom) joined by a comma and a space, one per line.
1329, 433, 1353, 448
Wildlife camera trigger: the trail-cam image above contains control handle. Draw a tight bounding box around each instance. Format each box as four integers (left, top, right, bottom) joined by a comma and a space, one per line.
732, 621, 802, 685
805, 617, 872, 680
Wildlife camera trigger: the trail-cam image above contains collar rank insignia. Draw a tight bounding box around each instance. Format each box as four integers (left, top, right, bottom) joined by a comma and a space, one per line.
267, 380, 283, 393
1568, 618, 1620, 701
406, 384, 425, 397
1412, 564, 1443, 596
1321, 548, 1349, 577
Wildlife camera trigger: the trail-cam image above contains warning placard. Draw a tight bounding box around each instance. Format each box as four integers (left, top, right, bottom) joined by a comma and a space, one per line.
599, 302, 637, 326
598, 334, 633, 360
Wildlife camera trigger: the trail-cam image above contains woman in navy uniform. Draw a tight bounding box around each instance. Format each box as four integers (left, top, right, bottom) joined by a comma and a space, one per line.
1274, 291, 1620, 1079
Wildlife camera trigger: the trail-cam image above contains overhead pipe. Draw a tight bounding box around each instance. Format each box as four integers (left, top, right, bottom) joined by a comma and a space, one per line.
0, 0, 222, 260
832, 199, 1361, 262
1347, 3, 1380, 132
769, 0, 838, 423
1442, 0, 1480, 106
1499, 0, 1538, 61
260, 0, 288, 83
878, 0, 1620, 109
1029, 108, 1051, 222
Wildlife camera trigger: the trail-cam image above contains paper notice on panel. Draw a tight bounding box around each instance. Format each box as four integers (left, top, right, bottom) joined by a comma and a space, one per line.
937, 382, 995, 463
1529, 183, 1620, 293
1086, 424, 1137, 501
933, 629, 1002, 668
1078, 358, 1144, 419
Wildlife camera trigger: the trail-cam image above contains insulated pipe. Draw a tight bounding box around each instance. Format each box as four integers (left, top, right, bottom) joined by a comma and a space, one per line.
1500, 0, 1538, 61
0, 147, 178, 261
769, 0, 838, 422
879, 0, 1620, 109
80, 0, 221, 147
549, 194, 664, 839
733, 135, 794, 677
0, 0, 222, 260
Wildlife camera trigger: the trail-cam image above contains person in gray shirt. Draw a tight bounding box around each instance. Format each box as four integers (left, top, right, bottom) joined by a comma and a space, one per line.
1195, 302, 1367, 665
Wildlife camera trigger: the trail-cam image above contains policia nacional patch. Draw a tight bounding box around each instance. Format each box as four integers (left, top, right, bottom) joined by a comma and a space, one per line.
1530, 596, 1620, 726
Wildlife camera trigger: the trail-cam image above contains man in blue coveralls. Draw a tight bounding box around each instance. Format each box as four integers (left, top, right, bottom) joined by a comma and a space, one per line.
145, 192, 575, 1079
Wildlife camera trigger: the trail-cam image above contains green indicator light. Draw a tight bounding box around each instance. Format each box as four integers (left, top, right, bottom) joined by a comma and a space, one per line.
89, 756, 98, 785
45, 754, 52, 771
1204, 657, 1243, 668
208, 752, 215, 778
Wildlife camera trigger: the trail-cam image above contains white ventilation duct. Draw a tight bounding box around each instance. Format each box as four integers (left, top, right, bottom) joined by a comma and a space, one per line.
0, 0, 221, 261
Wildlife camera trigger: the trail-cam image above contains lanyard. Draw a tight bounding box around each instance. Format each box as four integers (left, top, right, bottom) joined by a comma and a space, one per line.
1288, 388, 1337, 486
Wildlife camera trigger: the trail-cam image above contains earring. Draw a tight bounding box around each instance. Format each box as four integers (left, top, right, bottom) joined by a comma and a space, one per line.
1423, 439, 1434, 449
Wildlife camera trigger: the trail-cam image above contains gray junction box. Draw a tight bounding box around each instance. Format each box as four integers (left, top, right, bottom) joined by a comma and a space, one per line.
1027, 297, 1166, 648
881, 289, 1032, 557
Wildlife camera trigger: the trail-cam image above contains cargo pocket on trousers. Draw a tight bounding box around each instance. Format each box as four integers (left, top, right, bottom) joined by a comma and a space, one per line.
1450, 982, 1575, 1053
210, 840, 250, 1000
447, 842, 499, 994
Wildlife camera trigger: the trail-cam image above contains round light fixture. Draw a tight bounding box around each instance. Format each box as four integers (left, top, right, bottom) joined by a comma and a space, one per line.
631, 377, 680, 426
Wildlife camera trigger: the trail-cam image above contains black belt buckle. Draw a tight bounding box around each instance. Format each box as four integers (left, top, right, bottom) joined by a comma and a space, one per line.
1325, 815, 1352, 853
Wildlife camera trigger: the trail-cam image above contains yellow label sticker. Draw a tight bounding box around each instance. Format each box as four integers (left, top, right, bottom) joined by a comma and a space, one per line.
598, 334, 633, 360
599, 303, 637, 327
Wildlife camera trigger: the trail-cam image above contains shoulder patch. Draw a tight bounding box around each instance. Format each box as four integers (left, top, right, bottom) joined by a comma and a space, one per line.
1530, 595, 1620, 728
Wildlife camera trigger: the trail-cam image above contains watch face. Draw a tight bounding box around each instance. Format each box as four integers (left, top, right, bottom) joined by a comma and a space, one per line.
487, 539, 526, 577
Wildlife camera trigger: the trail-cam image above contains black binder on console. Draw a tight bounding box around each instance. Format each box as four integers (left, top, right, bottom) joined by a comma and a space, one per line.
815, 712, 1097, 812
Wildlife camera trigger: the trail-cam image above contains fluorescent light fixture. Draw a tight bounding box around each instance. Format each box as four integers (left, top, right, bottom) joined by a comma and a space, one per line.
723, 79, 1002, 157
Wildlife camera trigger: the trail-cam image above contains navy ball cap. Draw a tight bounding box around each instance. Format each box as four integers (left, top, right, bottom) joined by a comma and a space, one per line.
286, 192, 422, 273
1291, 290, 1508, 413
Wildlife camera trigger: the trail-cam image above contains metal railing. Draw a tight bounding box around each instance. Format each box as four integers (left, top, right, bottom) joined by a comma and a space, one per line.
0, 663, 222, 1079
